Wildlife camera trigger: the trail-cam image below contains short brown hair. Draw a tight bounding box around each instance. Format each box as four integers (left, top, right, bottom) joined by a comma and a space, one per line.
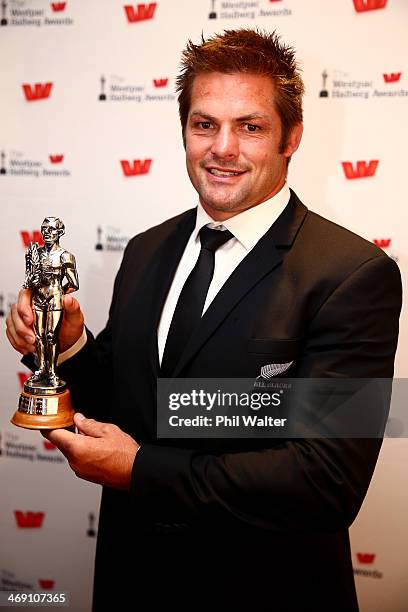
176, 29, 304, 152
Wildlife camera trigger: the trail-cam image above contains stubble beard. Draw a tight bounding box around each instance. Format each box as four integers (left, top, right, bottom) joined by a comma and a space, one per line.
194, 173, 253, 215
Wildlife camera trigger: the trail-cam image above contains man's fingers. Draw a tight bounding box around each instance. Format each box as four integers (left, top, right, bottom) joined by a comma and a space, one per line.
10, 304, 35, 343
17, 289, 33, 325
74, 413, 108, 438
6, 327, 28, 355
41, 428, 78, 456
5, 319, 34, 354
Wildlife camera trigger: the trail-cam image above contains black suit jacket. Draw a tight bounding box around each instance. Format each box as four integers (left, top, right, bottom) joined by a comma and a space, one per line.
36, 190, 402, 611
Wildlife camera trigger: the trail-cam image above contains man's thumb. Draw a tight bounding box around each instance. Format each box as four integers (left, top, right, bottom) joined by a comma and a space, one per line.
74, 414, 104, 437
63, 295, 81, 318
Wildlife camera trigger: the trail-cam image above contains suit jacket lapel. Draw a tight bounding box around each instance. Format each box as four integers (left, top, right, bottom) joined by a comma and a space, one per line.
170, 190, 308, 377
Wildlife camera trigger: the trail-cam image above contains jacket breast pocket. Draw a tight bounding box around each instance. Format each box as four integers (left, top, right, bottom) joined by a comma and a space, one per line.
247, 338, 301, 378
247, 338, 301, 359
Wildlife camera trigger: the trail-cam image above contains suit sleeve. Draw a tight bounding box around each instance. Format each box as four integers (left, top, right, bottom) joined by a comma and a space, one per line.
130, 254, 402, 532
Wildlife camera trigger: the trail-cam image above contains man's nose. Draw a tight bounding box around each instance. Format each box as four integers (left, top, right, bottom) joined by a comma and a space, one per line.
210, 126, 239, 160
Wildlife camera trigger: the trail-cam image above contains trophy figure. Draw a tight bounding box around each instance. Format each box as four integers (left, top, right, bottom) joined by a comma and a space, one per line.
209, 0, 217, 19
87, 512, 96, 537
1, 1, 8, 27
99, 75, 107, 101
11, 217, 79, 430
95, 226, 103, 250
1, 151, 6, 174
320, 70, 329, 98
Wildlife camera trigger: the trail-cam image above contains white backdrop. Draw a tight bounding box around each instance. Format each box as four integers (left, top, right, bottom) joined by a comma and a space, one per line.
1, 1, 407, 610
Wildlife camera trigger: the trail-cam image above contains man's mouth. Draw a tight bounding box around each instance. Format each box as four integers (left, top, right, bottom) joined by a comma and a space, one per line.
206, 167, 246, 177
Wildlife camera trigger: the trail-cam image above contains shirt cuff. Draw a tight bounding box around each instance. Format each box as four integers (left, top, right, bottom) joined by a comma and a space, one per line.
58, 327, 87, 364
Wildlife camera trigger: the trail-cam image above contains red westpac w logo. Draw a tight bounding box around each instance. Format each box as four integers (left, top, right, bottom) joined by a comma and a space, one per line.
153, 78, 168, 88
383, 72, 401, 83
14, 511, 45, 528
38, 579, 55, 589
43, 441, 57, 451
373, 238, 391, 248
356, 552, 376, 564
120, 159, 152, 176
353, 0, 387, 11
51, 2, 66, 11
49, 154, 64, 164
22, 83, 53, 102
20, 231, 44, 248
124, 3, 157, 22
342, 160, 379, 179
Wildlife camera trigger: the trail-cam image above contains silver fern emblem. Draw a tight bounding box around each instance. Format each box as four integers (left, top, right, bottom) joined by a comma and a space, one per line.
259, 362, 294, 379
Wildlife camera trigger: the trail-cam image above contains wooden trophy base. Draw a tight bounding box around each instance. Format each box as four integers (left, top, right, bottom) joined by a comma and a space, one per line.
11, 388, 75, 430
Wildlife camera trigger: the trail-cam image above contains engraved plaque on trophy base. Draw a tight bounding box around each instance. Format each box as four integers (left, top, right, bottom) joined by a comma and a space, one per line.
12, 383, 74, 430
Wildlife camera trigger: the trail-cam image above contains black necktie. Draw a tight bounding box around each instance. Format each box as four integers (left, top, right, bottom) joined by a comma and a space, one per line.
160, 225, 234, 377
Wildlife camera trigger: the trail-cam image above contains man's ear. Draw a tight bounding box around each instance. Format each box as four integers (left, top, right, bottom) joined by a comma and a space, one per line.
284, 123, 303, 158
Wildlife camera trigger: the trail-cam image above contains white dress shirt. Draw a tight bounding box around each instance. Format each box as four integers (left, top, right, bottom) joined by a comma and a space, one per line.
60, 183, 291, 365
157, 183, 290, 364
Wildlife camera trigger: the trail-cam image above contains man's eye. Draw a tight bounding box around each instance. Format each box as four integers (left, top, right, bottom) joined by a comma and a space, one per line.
245, 124, 260, 132
198, 121, 212, 129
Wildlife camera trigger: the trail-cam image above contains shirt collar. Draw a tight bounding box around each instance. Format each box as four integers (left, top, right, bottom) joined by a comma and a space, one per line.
194, 183, 291, 251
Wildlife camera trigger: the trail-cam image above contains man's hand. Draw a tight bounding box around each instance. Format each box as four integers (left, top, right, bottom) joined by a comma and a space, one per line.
5, 288, 85, 355
42, 413, 140, 490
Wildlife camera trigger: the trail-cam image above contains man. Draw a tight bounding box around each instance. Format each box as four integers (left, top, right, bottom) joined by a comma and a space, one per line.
6, 30, 401, 611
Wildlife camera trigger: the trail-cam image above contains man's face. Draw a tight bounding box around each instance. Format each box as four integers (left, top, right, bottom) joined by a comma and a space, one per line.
41, 222, 59, 246
185, 72, 302, 220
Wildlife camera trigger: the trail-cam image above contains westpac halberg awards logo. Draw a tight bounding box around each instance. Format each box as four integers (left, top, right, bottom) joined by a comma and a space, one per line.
1, 149, 71, 177
353, 551, 383, 579
353, 0, 387, 13
98, 74, 174, 103
95, 226, 129, 252
3, 424, 64, 463
1, 569, 34, 591
1, 569, 56, 591
1, 0, 73, 27
207, 0, 292, 20
123, 3, 157, 22
319, 69, 406, 100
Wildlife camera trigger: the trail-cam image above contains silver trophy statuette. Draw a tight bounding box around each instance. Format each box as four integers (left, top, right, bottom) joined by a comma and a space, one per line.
12, 217, 79, 429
